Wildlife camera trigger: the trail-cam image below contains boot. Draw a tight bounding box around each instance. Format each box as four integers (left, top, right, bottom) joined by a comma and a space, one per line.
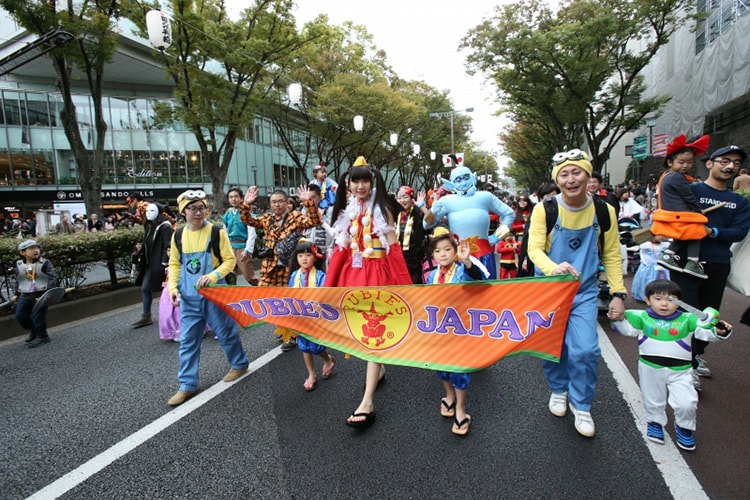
132, 313, 153, 328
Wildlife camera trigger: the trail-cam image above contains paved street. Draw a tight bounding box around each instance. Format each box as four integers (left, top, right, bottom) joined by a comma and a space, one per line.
0, 278, 748, 499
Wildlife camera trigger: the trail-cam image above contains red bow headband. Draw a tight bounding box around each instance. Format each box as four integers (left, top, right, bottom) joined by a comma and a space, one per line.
398, 186, 415, 198
667, 134, 710, 157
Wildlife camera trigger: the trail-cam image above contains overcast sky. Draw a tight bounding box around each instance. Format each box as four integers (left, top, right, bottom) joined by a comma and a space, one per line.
290, 1, 514, 171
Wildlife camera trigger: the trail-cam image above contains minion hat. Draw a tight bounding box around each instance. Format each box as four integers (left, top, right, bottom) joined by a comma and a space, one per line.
177, 189, 207, 213
551, 149, 593, 181
353, 156, 368, 167
18, 239, 40, 252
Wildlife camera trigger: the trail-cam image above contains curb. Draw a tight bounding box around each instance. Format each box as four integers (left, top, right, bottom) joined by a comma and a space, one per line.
0, 286, 141, 342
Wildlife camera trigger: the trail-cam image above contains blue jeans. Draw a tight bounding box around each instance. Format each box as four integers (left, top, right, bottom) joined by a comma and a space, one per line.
16, 295, 49, 339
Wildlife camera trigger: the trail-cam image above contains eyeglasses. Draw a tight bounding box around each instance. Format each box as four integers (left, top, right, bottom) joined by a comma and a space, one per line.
713, 157, 743, 167
552, 149, 588, 165
270, 199, 287, 205
185, 205, 206, 213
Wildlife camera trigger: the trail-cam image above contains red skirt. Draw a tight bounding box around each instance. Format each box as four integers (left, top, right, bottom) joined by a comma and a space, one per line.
324, 245, 412, 287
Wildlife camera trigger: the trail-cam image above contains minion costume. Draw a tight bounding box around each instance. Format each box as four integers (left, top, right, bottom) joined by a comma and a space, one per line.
168, 190, 248, 403
527, 150, 626, 424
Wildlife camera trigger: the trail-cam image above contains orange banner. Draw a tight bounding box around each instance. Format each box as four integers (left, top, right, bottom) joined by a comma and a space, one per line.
199, 275, 579, 373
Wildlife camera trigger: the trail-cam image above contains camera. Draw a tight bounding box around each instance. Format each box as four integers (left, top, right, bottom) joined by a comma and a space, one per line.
256, 247, 274, 259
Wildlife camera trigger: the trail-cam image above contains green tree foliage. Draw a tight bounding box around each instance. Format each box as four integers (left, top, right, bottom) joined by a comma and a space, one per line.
463, 0, 693, 183
0, 0, 122, 220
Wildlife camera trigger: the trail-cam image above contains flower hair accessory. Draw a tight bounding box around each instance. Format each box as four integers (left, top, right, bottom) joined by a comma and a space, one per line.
298, 237, 323, 259
666, 134, 710, 157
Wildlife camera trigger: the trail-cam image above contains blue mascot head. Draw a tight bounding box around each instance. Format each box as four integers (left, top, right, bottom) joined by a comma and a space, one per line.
444, 166, 477, 197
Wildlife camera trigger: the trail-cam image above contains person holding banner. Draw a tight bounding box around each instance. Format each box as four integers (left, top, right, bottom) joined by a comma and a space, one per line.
527, 149, 626, 438
426, 229, 487, 435
325, 156, 412, 428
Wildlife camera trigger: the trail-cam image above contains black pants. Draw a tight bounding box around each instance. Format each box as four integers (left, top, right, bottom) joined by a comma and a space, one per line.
671, 262, 730, 367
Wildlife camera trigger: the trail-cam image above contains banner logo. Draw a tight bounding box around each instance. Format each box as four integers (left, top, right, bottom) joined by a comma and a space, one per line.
342, 289, 411, 350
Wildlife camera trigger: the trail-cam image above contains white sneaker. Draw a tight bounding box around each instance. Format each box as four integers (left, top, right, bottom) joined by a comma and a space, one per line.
569, 403, 596, 437
548, 391, 568, 417
695, 355, 712, 378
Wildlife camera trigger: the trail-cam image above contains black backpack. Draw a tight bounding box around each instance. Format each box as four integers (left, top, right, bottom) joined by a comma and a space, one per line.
174, 224, 236, 285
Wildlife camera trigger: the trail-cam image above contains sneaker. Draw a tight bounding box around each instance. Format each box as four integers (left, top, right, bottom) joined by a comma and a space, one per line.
280, 338, 297, 352
675, 424, 696, 451
27, 337, 51, 348
682, 260, 708, 279
658, 253, 683, 272
569, 403, 596, 437
548, 391, 568, 417
695, 355, 712, 378
167, 390, 197, 406
692, 370, 702, 392
222, 368, 247, 382
646, 422, 665, 444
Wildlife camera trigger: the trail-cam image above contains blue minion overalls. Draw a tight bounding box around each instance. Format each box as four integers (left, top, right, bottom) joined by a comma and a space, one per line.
177, 228, 249, 391
537, 208, 602, 411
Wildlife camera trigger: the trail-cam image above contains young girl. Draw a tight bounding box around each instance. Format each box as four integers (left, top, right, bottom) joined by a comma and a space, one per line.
325, 156, 412, 428
426, 229, 486, 435
631, 234, 670, 302
288, 238, 336, 391
496, 231, 519, 279
652, 134, 711, 279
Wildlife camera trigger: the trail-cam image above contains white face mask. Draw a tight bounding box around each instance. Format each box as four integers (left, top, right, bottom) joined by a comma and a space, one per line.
146, 203, 159, 221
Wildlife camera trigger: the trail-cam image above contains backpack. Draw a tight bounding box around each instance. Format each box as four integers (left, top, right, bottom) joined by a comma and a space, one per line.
542, 195, 612, 257
174, 224, 236, 285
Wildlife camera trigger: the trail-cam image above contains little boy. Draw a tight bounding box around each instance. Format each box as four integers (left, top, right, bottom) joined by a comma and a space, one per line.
611, 279, 731, 451
13, 240, 58, 348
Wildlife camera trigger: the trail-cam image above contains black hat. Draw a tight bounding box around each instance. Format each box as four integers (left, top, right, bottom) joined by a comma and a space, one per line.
709, 145, 747, 161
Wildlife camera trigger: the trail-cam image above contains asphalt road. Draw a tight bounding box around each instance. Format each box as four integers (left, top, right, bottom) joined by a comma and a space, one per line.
0, 276, 747, 499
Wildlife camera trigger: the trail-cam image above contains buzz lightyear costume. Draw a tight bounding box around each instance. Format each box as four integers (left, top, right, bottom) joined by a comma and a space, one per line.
612, 309, 728, 432
423, 165, 515, 279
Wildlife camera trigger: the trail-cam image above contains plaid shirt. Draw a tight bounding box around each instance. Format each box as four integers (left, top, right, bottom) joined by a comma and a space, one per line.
240, 200, 322, 286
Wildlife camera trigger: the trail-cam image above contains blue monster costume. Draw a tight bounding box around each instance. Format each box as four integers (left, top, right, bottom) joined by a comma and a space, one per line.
423, 164, 515, 279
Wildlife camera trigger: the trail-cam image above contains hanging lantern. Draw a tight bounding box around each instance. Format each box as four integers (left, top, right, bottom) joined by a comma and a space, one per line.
146, 10, 172, 49
390, 133, 399, 146
430, 151, 436, 161
288, 83, 302, 107
412, 144, 421, 156
353, 115, 364, 131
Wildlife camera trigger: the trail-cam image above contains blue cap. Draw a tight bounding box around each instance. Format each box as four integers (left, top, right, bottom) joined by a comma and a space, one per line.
18, 239, 39, 251
709, 145, 747, 161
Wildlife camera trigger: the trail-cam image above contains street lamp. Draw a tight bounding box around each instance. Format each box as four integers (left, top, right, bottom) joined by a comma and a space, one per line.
428, 107, 474, 154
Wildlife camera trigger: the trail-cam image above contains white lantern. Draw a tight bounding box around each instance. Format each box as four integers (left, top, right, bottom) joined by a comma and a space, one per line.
390, 133, 398, 146
412, 144, 421, 156
430, 151, 436, 161
146, 10, 172, 50
288, 83, 302, 107
353, 115, 364, 131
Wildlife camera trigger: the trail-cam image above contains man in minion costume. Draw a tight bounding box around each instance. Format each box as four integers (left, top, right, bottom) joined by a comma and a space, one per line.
166, 190, 249, 406
527, 149, 626, 438
423, 159, 515, 279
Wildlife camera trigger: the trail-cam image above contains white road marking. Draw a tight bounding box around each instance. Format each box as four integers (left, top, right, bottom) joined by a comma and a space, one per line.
598, 323, 709, 500
27, 347, 284, 500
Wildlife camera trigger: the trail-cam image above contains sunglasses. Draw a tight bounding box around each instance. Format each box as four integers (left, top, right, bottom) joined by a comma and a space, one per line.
552, 149, 588, 166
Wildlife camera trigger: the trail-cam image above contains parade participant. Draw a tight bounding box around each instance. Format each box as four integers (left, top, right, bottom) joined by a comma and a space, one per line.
426, 229, 486, 435
496, 231, 519, 279
13, 240, 57, 348
517, 183, 559, 277
222, 187, 258, 286
423, 159, 515, 279
527, 149, 626, 437
311, 161, 337, 212
395, 186, 428, 284
303, 184, 334, 262
241, 185, 322, 351
126, 193, 149, 225
611, 279, 732, 451
511, 195, 534, 240
287, 238, 336, 391
133, 203, 173, 328
166, 190, 249, 406
325, 156, 411, 428
631, 234, 670, 302
668, 144, 750, 390
653, 134, 711, 279
587, 170, 619, 215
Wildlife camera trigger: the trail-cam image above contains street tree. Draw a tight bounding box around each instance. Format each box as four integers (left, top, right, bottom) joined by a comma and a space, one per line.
463, 0, 694, 173
125, 0, 308, 213
0, 0, 122, 220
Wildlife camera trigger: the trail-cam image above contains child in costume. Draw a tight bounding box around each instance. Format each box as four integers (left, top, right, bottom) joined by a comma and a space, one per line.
631, 234, 670, 302
611, 279, 731, 451
13, 240, 57, 348
426, 229, 487, 435
496, 231, 520, 279
287, 238, 336, 391
652, 135, 711, 279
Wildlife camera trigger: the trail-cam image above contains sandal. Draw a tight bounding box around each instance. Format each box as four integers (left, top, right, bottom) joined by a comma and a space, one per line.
303, 377, 317, 391
441, 398, 456, 418
452, 414, 471, 436
322, 356, 336, 379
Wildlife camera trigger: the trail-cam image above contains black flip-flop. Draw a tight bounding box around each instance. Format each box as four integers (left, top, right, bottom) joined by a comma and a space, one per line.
441, 398, 456, 418
346, 411, 376, 429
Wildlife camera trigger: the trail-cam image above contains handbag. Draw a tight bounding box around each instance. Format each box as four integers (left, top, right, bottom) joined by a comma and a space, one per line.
727, 233, 750, 296
275, 232, 303, 267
